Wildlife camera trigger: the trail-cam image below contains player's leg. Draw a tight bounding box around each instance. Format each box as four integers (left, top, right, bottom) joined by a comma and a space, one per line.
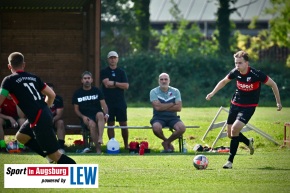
150, 118, 169, 151
228, 120, 245, 161
119, 121, 128, 149
164, 118, 186, 152
116, 107, 129, 149
223, 105, 239, 169
84, 116, 101, 154
238, 132, 250, 145
151, 119, 166, 141
96, 112, 105, 145
55, 119, 66, 151
107, 106, 116, 140
167, 119, 186, 143
16, 121, 47, 157
0, 118, 6, 151
34, 108, 76, 164
237, 107, 256, 154
17, 117, 26, 127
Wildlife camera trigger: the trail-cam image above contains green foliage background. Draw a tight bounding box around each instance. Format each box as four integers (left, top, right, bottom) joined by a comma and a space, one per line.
101, 53, 290, 107
100, 1, 290, 107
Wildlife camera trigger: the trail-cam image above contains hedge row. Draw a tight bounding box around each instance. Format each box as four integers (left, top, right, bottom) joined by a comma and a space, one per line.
101, 53, 290, 107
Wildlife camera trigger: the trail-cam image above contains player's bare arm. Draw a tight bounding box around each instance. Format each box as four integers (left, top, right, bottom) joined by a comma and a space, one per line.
16, 105, 25, 118
53, 108, 63, 123
206, 76, 231, 100
100, 99, 109, 122
102, 78, 129, 90
0, 90, 8, 106
41, 86, 56, 107
264, 77, 282, 111
73, 104, 84, 119
73, 104, 90, 124
152, 100, 175, 111
114, 82, 129, 90
165, 101, 182, 112
102, 78, 114, 88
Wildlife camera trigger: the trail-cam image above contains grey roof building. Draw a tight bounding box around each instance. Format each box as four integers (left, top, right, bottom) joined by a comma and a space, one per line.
150, 0, 274, 36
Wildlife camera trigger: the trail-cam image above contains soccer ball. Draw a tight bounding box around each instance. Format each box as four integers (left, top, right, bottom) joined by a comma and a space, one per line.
193, 155, 209, 170
6, 140, 22, 153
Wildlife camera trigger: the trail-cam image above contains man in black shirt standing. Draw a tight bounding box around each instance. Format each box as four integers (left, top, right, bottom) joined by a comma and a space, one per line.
0, 52, 76, 164
100, 51, 129, 149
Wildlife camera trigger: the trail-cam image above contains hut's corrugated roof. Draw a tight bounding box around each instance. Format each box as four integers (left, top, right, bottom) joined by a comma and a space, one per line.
0, 0, 91, 11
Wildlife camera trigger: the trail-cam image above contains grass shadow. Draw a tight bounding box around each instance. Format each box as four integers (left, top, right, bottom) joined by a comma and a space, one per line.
257, 167, 290, 171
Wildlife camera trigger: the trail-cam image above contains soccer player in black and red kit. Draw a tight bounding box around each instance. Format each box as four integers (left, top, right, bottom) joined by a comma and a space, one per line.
206, 50, 282, 169
0, 52, 76, 164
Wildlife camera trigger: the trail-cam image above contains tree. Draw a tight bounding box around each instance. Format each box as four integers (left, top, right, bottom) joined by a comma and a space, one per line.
155, 0, 218, 57
100, 0, 136, 56
216, 0, 238, 56
238, 0, 290, 67
132, 0, 151, 52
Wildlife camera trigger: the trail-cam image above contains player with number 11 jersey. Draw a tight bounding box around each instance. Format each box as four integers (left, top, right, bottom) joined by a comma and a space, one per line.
1, 71, 47, 124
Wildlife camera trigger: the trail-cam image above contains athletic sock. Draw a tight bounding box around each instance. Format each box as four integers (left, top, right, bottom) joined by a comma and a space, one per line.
57, 154, 76, 164
25, 138, 46, 157
0, 140, 6, 148
58, 139, 65, 149
228, 136, 239, 163
238, 132, 250, 146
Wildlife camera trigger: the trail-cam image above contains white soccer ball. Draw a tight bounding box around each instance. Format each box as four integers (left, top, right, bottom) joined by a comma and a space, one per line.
193, 155, 209, 170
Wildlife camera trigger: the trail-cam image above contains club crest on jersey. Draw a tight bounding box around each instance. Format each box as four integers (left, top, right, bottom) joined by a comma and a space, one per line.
168, 92, 172, 96
247, 77, 251, 82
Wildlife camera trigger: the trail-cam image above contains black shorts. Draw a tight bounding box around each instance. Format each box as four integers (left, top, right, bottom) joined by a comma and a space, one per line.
150, 115, 182, 128
108, 106, 127, 122
19, 107, 59, 154
227, 104, 256, 125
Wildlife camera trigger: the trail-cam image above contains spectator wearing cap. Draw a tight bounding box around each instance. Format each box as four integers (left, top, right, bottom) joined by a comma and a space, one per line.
100, 51, 130, 149
72, 71, 109, 154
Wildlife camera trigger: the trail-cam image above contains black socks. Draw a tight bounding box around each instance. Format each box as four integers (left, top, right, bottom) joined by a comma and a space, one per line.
58, 139, 65, 149
57, 154, 76, 164
228, 136, 239, 163
25, 138, 46, 157
238, 132, 250, 146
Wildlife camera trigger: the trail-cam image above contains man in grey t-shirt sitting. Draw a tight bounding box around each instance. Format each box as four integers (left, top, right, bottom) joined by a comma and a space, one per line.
149, 73, 186, 152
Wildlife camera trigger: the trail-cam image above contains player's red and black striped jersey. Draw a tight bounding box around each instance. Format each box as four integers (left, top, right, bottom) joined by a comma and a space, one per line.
1, 70, 47, 122
227, 66, 269, 107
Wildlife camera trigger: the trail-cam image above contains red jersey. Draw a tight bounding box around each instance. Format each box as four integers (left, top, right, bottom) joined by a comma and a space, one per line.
0, 98, 18, 118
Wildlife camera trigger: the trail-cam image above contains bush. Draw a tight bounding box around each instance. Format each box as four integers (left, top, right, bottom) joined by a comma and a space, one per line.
103, 52, 290, 107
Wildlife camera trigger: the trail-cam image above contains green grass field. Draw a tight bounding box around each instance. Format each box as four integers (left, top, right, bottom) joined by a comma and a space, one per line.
1, 107, 290, 192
